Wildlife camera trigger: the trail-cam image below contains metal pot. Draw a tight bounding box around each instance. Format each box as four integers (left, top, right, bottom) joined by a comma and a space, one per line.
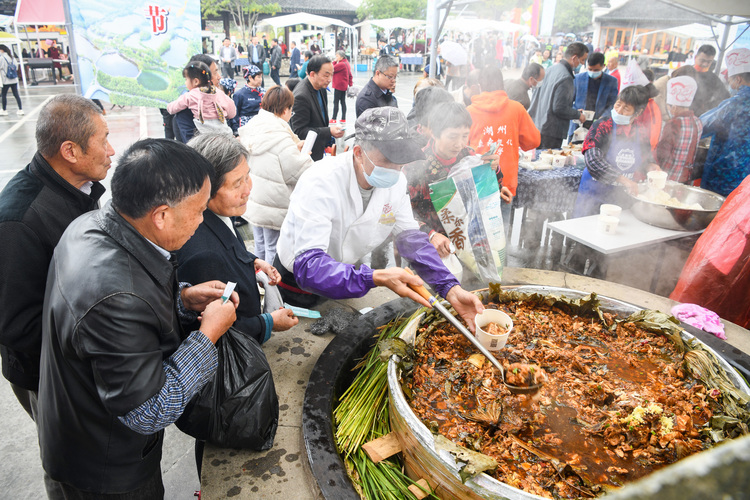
387, 286, 750, 500
629, 182, 725, 231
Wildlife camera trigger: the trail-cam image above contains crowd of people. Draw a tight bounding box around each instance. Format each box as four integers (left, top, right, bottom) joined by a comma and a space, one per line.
0, 26, 749, 498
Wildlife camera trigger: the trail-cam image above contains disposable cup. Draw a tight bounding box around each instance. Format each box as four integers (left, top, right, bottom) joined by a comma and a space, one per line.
597, 215, 620, 234
475, 309, 513, 352
647, 171, 668, 191
540, 153, 554, 164
582, 110, 595, 121
521, 150, 534, 162
599, 204, 622, 218
552, 155, 566, 168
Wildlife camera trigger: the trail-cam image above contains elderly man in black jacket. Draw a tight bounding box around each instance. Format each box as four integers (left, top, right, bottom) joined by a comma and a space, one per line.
528, 42, 588, 149
0, 95, 112, 422
356, 55, 399, 118
290, 55, 345, 161
38, 139, 238, 497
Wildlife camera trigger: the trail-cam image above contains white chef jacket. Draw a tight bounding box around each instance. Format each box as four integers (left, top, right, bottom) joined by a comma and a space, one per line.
277, 150, 419, 272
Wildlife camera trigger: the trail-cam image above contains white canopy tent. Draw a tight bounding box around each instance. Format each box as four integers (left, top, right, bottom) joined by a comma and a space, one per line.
656, 0, 749, 73
257, 13, 352, 31
13, 0, 67, 88
257, 13, 359, 73
354, 17, 428, 55
442, 18, 529, 34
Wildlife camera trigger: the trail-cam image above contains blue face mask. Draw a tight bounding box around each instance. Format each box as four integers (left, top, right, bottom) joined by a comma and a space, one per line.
588, 70, 602, 79
611, 108, 632, 126
362, 149, 401, 188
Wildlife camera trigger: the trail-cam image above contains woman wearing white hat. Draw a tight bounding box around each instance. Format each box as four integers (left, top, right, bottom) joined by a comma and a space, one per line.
656, 76, 702, 184
698, 47, 750, 197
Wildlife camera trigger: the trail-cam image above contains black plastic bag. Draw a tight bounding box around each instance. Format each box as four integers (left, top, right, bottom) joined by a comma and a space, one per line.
176, 327, 278, 450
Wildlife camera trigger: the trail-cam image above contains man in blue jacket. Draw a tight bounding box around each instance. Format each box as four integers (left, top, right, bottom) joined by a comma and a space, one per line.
568, 52, 619, 141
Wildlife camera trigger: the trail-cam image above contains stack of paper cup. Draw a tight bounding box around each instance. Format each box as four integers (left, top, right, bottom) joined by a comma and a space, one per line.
647, 171, 668, 191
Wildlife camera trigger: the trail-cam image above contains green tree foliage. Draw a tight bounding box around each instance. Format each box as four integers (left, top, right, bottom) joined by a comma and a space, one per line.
201, 0, 280, 45
552, 0, 593, 34
357, 0, 427, 20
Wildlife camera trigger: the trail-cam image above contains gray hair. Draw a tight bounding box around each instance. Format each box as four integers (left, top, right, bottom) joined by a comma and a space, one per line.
36, 95, 103, 159
375, 55, 398, 74
187, 133, 249, 197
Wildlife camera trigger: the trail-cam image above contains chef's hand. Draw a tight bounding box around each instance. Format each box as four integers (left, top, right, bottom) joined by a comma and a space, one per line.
182, 281, 239, 312
618, 176, 639, 196
430, 232, 452, 258
373, 268, 431, 308
271, 307, 299, 331
500, 186, 513, 204
445, 285, 484, 333
199, 298, 238, 344
254, 259, 281, 285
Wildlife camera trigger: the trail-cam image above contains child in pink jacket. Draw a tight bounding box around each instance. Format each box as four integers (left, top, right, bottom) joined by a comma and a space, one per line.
167, 61, 236, 133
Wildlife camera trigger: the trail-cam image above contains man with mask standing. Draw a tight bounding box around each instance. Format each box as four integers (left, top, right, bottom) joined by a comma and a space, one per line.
505, 62, 545, 110
699, 47, 750, 197
275, 107, 484, 330
529, 42, 588, 149
568, 52, 619, 141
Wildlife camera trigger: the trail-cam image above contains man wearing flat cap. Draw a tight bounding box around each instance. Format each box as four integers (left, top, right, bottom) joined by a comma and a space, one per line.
275, 107, 484, 330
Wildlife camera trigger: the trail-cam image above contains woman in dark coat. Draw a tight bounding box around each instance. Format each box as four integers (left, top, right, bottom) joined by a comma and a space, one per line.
177, 133, 297, 344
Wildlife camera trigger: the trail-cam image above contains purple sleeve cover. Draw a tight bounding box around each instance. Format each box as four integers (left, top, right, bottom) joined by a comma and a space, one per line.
396, 229, 459, 299
293, 248, 376, 299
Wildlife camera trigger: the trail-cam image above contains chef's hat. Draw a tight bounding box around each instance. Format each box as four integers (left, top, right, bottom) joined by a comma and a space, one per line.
667, 76, 698, 107
620, 59, 649, 89
726, 48, 750, 77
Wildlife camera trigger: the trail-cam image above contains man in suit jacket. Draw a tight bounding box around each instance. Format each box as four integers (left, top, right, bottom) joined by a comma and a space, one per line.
568, 52, 619, 139
289, 41, 301, 75
219, 38, 238, 78
290, 55, 345, 161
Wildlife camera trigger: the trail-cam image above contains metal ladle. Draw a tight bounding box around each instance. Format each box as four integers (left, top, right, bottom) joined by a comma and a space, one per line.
405, 271, 543, 395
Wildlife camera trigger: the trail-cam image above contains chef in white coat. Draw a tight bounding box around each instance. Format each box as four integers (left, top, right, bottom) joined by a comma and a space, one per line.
275, 107, 484, 330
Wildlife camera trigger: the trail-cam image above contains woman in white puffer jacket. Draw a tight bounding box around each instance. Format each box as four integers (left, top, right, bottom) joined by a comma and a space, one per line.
239, 85, 314, 265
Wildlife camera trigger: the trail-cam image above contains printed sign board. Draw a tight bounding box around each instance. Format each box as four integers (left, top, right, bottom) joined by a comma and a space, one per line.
67, 0, 202, 106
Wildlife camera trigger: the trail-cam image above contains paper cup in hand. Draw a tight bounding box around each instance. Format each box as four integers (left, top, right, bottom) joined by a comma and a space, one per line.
301, 130, 318, 155
599, 204, 622, 218
582, 110, 595, 121
647, 171, 668, 191
475, 309, 513, 351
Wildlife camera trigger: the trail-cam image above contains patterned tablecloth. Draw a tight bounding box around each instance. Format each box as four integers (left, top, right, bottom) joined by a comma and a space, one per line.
514, 165, 585, 213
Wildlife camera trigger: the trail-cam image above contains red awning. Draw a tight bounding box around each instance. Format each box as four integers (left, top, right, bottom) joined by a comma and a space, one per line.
14, 0, 66, 25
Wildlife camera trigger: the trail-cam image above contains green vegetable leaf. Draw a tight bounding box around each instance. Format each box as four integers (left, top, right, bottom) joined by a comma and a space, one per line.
434, 434, 498, 483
